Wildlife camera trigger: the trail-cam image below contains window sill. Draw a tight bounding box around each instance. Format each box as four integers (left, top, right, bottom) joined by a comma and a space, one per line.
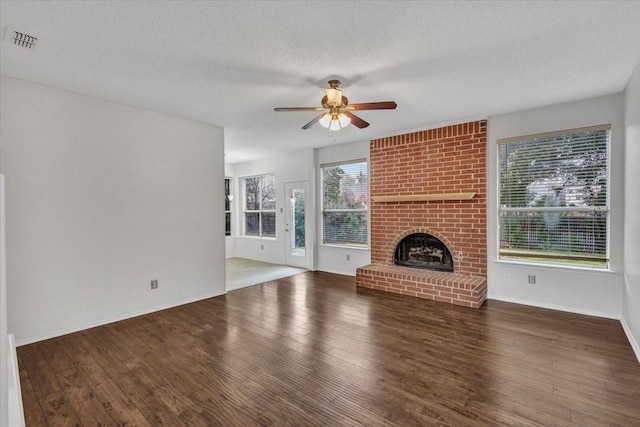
321, 243, 370, 251
237, 236, 277, 241
493, 258, 616, 275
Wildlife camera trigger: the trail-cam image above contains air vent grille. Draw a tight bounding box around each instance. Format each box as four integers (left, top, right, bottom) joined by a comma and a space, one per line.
12, 31, 37, 49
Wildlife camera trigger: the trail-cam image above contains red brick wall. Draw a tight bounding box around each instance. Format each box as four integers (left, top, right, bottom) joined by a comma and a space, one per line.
369, 120, 487, 277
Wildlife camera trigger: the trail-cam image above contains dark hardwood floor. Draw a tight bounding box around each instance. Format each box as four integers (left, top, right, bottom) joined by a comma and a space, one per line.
18, 271, 640, 426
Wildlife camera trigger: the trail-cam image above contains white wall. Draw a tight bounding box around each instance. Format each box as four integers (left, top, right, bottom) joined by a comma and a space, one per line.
0, 175, 8, 427
231, 149, 314, 269
487, 94, 625, 318
0, 77, 226, 344
316, 140, 371, 276
623, 61, 640, 360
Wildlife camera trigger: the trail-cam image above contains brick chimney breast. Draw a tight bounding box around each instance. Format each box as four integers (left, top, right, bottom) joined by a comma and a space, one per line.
356, 120, 488, 308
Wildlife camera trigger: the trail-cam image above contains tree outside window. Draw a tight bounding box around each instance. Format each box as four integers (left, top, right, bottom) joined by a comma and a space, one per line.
321, 160, 368, 247
243, 174, 276, 238
498, 125, 610, 268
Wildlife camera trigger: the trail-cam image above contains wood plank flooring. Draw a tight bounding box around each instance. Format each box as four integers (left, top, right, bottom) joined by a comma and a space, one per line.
17, 271, 640, 426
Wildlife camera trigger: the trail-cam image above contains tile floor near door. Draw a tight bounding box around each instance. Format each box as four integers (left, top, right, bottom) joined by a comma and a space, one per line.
225, 257, 306, 291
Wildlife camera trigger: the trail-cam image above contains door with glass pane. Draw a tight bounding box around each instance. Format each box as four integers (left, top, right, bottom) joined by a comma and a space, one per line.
285, 182, 308, 268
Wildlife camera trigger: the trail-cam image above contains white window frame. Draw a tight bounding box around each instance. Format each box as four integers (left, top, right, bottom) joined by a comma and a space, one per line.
242, 174, 276, 238
497, 124, 611, 269
320, 159, 369, 248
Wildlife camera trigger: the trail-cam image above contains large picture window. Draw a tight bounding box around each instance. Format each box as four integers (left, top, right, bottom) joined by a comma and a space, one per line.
243, 174, 276, 238
321, 160, 368, 247
498, 125, 610, 268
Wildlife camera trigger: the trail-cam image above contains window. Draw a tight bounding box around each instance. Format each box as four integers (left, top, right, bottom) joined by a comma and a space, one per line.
243, 174, 276, 238
225, 178, 231, 236
321, 160, 368, 247
498, 125, 610, 268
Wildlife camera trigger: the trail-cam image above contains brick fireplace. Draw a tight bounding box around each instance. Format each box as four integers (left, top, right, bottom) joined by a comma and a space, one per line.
356, 120, 487, 308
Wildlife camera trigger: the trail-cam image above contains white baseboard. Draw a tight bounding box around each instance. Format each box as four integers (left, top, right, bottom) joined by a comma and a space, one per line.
15, 290, 226, 346
487, 294, 620, 320
488, 295, 640, 364
621, 318, 640, 364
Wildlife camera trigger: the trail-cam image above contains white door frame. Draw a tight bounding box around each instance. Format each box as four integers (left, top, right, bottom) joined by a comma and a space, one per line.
284, 181, 309, 268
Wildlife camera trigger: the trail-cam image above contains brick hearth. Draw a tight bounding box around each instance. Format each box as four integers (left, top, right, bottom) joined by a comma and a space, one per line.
356, 120, 488, 308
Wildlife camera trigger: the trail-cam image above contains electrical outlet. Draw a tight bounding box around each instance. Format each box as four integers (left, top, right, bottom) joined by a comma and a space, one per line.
528, 275, 536, 284
346, 254, 351, 261
261, 244, 264, 250
151, 279, 158, 289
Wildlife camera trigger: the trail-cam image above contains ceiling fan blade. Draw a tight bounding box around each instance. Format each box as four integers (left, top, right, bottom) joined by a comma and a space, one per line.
302, 113, 325, 130
348, 101, 398, 111
274, 107, 326, 112
344, 112, 370, 129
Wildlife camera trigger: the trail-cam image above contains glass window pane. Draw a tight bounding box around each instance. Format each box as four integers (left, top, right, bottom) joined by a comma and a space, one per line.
293, 189, 305, 249
499, 130, 609, 209
261, 212, 276, 238
243, 174, 277, 238
498, 126, 610, 267
261, 174, 276, 210
323, 161, 368, 209
499, 210, 607, 267
321, 160, 368, 247
323, 211, 367, 246
225, 212, 231, 236
245, 177, 260, 210
245, 212, 260, 236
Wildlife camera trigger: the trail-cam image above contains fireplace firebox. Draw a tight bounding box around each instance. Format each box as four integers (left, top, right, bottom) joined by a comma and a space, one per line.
394, 233, 453, 272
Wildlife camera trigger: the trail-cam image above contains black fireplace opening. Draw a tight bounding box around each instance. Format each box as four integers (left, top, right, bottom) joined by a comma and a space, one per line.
394, 233, 454, 272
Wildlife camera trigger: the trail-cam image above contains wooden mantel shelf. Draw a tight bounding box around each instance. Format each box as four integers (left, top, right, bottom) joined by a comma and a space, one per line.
371, 192, 476, 202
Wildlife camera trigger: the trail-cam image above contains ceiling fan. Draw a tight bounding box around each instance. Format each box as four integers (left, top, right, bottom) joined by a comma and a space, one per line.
274, 80, 397, 131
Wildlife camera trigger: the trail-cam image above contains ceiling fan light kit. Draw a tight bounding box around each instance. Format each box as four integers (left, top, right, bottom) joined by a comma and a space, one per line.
338, 113, 351, 127
274, 79, 397, 131
318, 113, 332, 128
318, 112, 351, 130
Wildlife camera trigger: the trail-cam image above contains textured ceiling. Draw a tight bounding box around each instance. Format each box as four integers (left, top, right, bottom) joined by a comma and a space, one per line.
2, 1, 640, 164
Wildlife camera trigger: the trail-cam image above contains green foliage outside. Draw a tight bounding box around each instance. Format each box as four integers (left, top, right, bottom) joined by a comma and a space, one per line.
294, 191, 305, 248
323, 164, 368, 246
499, 130, 609, 266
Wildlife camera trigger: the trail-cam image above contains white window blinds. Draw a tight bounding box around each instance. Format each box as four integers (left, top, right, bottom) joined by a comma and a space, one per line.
321, 160, 368, 247
498, 125, 610, 267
